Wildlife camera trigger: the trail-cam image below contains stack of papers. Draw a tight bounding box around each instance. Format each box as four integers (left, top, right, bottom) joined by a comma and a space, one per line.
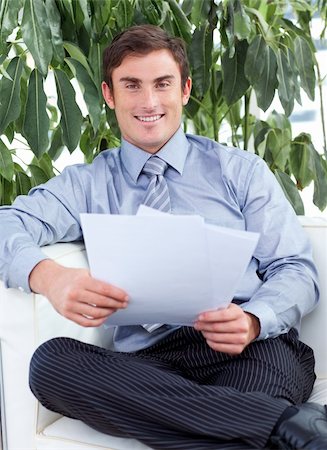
80, 206, 259, 326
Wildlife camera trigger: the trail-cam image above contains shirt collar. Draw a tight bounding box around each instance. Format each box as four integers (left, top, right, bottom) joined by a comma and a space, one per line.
120, 127, 189, 183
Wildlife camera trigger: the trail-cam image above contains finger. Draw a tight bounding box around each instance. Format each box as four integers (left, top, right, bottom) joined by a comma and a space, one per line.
67, 289, 128, 309
198, 303, 244, 322
202, 331, 248, 345
206, 339, 245, 355
71, 313, 110, 328
194, 319, 248, 333
82, 293, 128, 310
84, 278, 128, 301
77, 303, 124, 320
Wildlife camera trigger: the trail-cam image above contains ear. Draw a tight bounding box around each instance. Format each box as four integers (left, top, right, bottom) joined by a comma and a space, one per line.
182, 77, 192, 106
102, 82, 115, 109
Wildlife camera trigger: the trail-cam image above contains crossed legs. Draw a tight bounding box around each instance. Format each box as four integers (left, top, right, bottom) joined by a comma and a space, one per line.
29, 327, 315, 450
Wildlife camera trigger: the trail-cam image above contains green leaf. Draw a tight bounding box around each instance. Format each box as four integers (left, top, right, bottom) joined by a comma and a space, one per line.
276, 48, 294, 116
29, 164, 49, 187
285, 47, 302, 105
244, 35, 267, 85
79, 121, 96, 163
167, 0, 192, 44
21, 0, 53, 76
253, 121, 270, 158
274, 170, 305, 215
0, 0, 20, 54
224, 1, 235, 58
312, 152, 327, 211
48, 126, 65, 161
290, 0, 314, 12
244, 6, 274, 40
0, 139, 14, 181
111, 0, 134, 30
138, 0, 161, 24
291, 133, 327, 210
65, 57, 102, 131
32, 153, 55, 180
54, 69, 83, 152
14, 70, 29, 134
266, 128, 291, 171
106, 106, 121, 140
61, 0, 75, 18
45, 0, 65, 64
89, 41, 103, 97
253, 45, 277, 112
294, 36, 315, 101
76, 0, 91, 33
23, 69, 50, 158
0, 176, 14, 206
0, 58, 12, 81
222, 40, 250, 105
4, 122, 15, 144
90, 0, 114, 36
15, 171, 31, 197
189, 23, 213, 98
63, 42, 93, 78
233, 0, 252, 40
290, 133, 315, 189
191, 0, 212, 27
0, 57, 23, 135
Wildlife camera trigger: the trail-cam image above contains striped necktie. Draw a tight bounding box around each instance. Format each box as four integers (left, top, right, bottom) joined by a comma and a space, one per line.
141, 156, 170, 332
141, 156, 171, 212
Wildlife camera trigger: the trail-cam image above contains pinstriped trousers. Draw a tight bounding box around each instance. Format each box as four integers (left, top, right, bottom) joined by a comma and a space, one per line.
29, 327, 315, 450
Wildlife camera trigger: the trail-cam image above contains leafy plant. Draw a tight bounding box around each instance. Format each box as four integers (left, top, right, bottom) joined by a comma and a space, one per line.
0, 0, 326, 214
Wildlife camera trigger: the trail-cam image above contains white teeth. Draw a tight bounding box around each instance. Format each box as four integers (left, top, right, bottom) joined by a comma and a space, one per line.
137, 115, 162, 122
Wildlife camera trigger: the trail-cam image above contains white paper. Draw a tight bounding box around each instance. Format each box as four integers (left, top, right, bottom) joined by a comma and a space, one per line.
80, 210, 259, 326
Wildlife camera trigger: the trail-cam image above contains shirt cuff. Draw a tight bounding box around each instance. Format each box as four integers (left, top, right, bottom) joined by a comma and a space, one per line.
241, 301, 279, 340
7, 246, 49, 293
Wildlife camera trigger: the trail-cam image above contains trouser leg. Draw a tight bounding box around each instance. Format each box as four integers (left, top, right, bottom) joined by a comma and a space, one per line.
29, 336, 290, 450
143, 327, 315, 404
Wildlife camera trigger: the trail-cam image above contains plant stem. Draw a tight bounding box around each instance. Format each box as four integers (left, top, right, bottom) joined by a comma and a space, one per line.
211, 68, 219, 142
189, 95, 212, 116
316, 62, 327, 158
243, 91, 250, 151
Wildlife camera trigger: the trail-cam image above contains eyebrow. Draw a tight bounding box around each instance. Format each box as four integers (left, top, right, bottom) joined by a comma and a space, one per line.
118, 75, 176, 84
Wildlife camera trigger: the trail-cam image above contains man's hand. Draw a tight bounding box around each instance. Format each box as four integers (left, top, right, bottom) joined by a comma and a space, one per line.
29, 259, 128, 327
194, 303, 260, 355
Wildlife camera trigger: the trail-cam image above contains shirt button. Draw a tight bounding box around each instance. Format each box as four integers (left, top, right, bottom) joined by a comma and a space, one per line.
18, 286, 24, 292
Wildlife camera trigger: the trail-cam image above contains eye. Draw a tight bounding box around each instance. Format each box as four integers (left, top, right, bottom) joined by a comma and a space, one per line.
157, 81, 170, 89
126, 83, 139, 90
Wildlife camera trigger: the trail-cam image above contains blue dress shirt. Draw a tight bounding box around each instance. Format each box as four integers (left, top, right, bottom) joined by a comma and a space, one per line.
0, 128, 319, 352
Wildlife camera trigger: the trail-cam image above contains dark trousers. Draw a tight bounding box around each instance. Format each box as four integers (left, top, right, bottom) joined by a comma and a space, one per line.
29, 327, 315, 450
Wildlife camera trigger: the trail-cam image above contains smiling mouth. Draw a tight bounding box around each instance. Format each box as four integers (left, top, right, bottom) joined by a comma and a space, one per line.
135, 114, 164, 123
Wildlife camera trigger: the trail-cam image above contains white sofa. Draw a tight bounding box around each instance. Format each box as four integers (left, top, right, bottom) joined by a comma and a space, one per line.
0, 216, 326, 450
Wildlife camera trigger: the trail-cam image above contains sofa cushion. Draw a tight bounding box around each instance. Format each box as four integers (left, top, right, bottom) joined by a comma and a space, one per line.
38, 416, 151, 450
38, 379, 327, 450
308, 379, 327, 404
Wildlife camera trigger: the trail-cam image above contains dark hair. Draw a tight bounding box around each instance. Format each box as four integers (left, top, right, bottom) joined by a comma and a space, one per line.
102, 25, 190, 90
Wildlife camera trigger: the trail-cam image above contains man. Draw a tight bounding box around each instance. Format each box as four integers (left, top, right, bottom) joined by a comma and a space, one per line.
0, 24, 327, 450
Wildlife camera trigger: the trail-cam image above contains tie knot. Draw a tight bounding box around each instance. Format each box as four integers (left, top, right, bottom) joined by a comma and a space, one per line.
142, 156, 168, 178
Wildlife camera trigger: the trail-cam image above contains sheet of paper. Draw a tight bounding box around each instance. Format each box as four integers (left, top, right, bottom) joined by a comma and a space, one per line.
80, 213, 212, 325
80, 211, 259, 326
204, 224, 260, 308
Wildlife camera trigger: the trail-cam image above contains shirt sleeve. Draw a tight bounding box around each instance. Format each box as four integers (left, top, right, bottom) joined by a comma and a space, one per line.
0, 166, 87, 292
239, 158, 319, 339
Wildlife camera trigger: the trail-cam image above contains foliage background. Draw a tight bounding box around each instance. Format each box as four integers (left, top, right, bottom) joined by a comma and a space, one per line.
0, 0, 326, 214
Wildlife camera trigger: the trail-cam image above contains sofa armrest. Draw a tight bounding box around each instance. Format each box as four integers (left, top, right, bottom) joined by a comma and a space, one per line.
0, 242, 108, 450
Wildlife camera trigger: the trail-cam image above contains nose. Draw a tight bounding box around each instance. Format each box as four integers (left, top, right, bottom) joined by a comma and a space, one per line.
141, 87, 158, 109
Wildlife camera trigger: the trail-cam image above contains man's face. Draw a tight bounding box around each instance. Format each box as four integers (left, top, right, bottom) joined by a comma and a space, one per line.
102, 49, 192, 154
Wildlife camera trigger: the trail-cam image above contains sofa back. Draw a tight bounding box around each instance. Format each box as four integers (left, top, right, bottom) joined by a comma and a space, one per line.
298, 217, 327, 378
